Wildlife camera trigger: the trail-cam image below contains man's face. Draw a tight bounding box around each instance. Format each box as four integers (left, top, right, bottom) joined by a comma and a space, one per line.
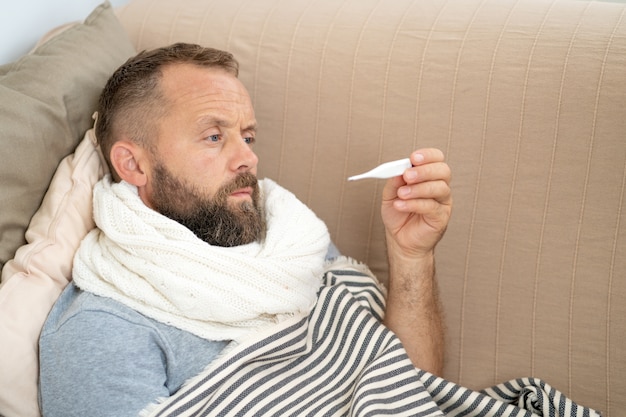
142, 63, 265, 246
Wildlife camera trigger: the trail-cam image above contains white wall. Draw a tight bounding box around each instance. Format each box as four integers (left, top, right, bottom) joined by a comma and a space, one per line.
1, 0, 130, 65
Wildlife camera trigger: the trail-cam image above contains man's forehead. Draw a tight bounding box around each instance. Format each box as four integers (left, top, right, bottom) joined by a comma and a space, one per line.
161, 63, 247, 97
159, 63, 253, 114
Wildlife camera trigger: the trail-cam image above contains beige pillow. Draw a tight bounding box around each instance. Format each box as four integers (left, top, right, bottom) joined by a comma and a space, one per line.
0, 0, 135, 272
0, 129, 106, 417
0, 1, 134, 416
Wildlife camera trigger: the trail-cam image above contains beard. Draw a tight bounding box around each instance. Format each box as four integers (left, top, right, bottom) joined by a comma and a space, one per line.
149, 162, 266, 247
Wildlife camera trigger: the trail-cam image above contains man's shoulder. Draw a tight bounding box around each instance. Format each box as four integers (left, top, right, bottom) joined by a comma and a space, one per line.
41, 282, 154, 337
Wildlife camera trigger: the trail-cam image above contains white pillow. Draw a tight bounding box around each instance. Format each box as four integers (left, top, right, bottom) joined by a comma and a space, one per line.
0, 129, 107, 417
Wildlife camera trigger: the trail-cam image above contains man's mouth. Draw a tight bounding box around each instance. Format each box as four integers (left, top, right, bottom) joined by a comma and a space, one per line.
229, 187, 254, 199
221, 172, 258, 203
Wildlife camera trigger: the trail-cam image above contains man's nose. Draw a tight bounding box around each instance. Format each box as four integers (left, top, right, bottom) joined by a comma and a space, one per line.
230, 136, 258, 173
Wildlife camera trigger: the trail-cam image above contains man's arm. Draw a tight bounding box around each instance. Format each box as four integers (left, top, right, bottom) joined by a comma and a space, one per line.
380, 149, 452, 375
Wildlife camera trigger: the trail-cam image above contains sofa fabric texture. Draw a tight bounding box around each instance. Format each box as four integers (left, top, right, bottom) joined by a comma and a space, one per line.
0, 0, 624, 416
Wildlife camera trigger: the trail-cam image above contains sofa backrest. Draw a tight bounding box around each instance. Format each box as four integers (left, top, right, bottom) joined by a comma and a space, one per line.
117, 0, 626, 414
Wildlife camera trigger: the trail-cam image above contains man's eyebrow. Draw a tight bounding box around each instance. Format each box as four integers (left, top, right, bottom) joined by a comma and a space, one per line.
197, 116, 257, 132
197, 115, 228, 128
243, 122, 258, 133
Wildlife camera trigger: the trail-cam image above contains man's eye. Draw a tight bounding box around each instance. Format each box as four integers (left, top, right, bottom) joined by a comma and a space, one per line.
244, 137, 255, 145
207, 134, 220, 142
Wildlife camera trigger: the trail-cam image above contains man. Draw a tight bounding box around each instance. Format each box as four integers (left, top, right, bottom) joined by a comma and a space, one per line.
38, 43, 452, 416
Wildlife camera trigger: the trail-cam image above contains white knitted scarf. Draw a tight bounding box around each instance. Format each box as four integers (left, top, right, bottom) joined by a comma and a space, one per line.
73, 175, 330, 343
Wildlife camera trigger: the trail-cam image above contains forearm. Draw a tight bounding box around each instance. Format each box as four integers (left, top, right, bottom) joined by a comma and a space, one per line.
383, 249, 444, 375
378, 148, 451, 375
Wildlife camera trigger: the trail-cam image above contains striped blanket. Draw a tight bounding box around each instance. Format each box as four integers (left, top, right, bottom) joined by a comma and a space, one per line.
141, 259, 601, 417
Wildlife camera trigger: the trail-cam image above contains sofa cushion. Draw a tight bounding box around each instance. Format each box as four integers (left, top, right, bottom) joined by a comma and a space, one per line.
0, 2, 135, 416
0, 0, 134, 271
116, 0, 626, 415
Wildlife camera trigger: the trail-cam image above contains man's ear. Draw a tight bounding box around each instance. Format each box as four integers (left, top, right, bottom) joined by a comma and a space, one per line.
110, 141, 150, 187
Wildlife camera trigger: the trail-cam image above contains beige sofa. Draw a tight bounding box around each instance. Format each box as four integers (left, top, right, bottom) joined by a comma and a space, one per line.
1, 0, 624, 416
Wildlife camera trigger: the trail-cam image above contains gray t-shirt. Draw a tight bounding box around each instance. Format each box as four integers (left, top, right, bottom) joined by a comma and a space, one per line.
39, 282, 229, 416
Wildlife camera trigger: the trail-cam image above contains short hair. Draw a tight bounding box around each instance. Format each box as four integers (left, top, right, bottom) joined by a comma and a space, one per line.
95, 43, 239, 180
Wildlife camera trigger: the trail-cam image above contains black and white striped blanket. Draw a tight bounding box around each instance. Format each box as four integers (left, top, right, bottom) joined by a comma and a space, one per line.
142, 259, 601, 417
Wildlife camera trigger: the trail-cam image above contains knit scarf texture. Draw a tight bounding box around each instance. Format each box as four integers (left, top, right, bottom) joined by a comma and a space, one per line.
73, 175, 331, 343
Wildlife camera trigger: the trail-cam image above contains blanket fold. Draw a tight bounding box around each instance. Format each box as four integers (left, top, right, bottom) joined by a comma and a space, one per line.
141, 258, 601, 417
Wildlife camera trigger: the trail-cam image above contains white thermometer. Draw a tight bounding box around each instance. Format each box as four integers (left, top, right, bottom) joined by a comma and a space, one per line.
348, 158, 412, 181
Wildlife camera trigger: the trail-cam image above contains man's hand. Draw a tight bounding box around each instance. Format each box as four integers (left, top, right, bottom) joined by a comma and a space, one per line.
380, 148, 452, 375
381, 148, 452, 261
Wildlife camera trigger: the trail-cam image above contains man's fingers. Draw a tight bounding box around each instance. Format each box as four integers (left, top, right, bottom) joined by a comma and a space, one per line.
396, 179, 450, 201
403, 161, 451, 186
410, 148, 445, 165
